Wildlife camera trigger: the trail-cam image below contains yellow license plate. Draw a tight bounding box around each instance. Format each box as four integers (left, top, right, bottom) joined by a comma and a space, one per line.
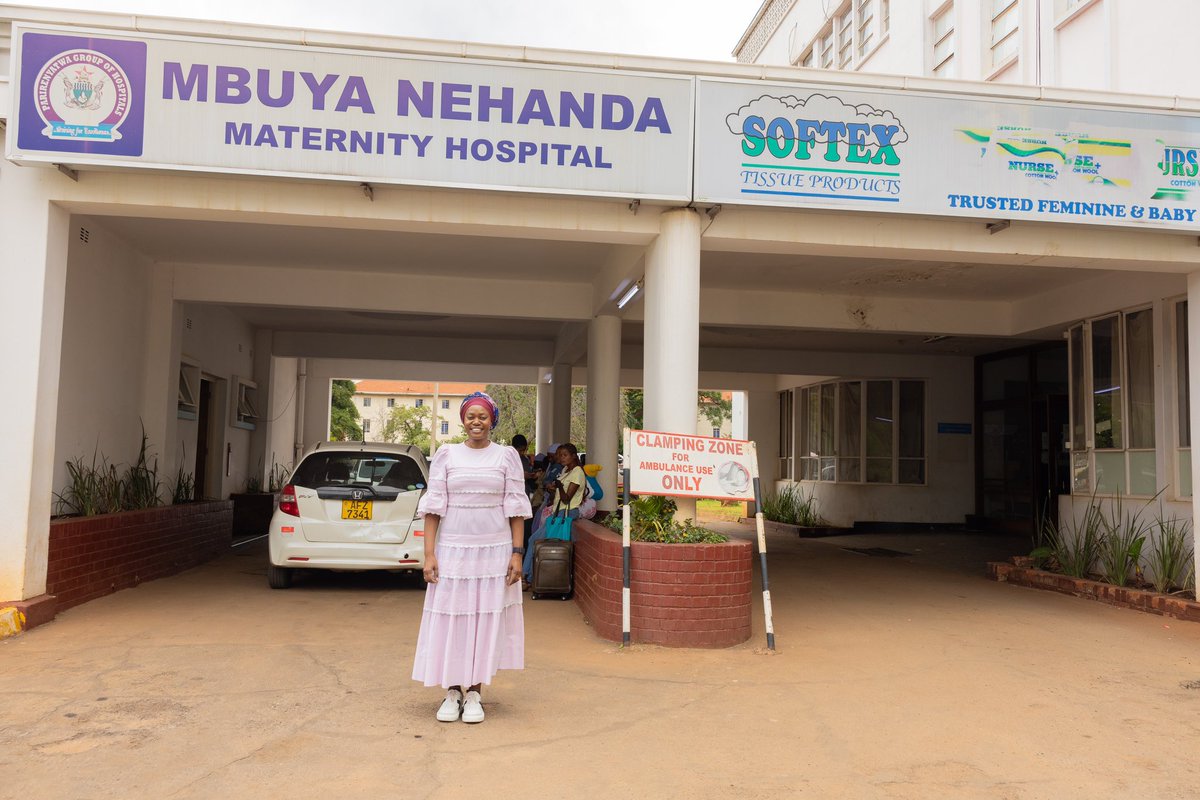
341, 500, 373, 520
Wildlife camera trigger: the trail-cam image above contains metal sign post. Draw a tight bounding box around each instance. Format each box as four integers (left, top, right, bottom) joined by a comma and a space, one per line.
621, 428, 632, 647
748, 443, 776, 651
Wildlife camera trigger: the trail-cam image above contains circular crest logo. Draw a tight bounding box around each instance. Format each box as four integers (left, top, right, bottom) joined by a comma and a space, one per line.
34, 49, 133, 144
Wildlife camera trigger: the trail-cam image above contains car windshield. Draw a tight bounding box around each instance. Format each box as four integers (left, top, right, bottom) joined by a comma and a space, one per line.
291, 452, 425, 491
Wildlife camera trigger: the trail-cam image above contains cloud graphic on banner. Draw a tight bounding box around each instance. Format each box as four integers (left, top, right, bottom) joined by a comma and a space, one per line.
725, 93, 909, 147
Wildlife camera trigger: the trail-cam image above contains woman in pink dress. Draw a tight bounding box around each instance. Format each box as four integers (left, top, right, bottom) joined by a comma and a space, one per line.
412, 392, 531, 724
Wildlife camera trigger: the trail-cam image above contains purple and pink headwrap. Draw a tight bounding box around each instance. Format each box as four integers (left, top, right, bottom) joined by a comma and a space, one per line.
459, 391, 500, 425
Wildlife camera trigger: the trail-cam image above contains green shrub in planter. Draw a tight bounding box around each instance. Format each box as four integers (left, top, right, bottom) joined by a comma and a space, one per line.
605, 496, 727, 544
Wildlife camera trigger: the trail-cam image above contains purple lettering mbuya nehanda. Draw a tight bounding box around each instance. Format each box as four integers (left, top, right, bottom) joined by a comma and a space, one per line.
161, 65, 670, 132
165, 63, 374, 113
396, 80, 669, 132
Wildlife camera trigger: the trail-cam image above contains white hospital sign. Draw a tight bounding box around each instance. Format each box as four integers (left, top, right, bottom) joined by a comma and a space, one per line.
7, 24, 695, 201
8, 24, 1200, 231
627, 430, 758, 502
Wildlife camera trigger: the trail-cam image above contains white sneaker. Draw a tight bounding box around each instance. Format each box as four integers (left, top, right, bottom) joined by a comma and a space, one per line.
461, 690, 485, 724
436, 689, 463, 722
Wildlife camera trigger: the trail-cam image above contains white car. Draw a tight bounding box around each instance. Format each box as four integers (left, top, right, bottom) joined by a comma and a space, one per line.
267, 441, 429, 589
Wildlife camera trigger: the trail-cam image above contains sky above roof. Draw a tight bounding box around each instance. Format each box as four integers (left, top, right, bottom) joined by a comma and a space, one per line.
16, 0, 763, 62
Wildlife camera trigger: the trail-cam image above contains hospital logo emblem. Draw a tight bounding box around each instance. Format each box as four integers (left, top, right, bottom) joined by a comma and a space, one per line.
34, 49, 133, 144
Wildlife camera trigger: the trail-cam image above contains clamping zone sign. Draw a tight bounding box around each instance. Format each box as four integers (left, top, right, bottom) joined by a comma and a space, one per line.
626, 429, 757, 501
622, 429, 775, 651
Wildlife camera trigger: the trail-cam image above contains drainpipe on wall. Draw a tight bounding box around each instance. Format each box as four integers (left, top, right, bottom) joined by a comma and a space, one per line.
294, 358, 307, 464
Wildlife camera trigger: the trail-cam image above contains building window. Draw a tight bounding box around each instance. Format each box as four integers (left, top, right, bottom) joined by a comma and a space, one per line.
798, 379, 925, 485
415, 398, 424, 408
362, 396, 371, 407
856, 0, 875, 58
836, 8, 853, 68
178, 358, 200, 420
442, 399, 450, 409
931, 3, 955, 76
1056, 0, 1086, 18
440, 421, 449, 435
778, 390, 794, 478
819, 26, 835, 67
1176, 301, 1191, 497
362, 419, 371, 434
712, 428, 722, 438
880, 0, 889, 34
387, 397, 395, 408
990, 0, 1020, 69
232, 376, 259, 430
1068, 308, 1157, 496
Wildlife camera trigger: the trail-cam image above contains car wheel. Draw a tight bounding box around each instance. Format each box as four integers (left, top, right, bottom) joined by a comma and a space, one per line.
267, 564, 293, 589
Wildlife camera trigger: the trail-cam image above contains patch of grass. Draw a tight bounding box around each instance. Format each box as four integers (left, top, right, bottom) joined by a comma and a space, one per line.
760, 483, 825, 527
696, 498, 744, 522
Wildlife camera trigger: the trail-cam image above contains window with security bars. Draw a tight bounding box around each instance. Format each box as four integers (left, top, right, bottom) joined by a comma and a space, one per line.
1067, 307, 1157, 496
797, 379, 925, 485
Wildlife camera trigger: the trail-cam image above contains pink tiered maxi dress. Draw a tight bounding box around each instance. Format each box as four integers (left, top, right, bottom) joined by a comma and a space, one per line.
412, 442, 532, 688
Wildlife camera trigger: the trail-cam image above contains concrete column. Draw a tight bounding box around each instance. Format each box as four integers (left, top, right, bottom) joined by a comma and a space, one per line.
731, 391, 748, 440
0, 193, 69, 602
248, 329, 274, 485
587, 314, 622, 511
1187, 273, 1200, 593
535, 369, 553, 453
552, 362, 572, 445
643, 208, 701, 519
267, 356, 299, 474
139, 269, 183, 483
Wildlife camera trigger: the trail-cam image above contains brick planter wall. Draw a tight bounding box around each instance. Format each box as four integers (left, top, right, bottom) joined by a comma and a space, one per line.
47, 501, 233, 611
573, 519, 753, 648
989, 559, 1200, 623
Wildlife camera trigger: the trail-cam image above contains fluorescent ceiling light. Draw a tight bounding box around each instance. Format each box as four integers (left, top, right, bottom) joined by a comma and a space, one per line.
617, 280, 642, 309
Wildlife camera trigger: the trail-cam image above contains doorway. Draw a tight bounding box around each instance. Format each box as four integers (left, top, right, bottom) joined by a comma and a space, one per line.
194, 379, 213, 499
976, 343, 1069, 535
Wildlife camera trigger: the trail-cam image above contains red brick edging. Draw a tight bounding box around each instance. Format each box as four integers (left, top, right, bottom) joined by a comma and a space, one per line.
988, 559, 1200, 623
47, 501, 233, 612
572, 519, 753, 648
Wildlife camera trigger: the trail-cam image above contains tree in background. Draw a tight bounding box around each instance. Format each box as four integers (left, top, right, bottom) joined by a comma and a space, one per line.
377, 405, 432, 453
618, 388, 732, 451
698, 390, 733, 430
329, 379, 361, 441
484, 384, 537, 447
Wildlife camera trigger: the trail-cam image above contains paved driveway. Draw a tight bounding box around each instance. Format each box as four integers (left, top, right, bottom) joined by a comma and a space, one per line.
2, 527, 1198, 799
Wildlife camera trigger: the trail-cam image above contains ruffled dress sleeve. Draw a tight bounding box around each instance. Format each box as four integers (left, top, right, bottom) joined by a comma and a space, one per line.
416, 446, 450, 517
502, 447, 533, 519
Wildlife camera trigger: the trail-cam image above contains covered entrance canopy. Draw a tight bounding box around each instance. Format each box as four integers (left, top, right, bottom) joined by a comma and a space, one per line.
2, 6, 1199, 607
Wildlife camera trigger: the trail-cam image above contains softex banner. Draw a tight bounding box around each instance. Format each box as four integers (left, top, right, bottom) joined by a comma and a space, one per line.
627, 430, 758, 502
7, 24, 694, 200
695, 77, 1200, 232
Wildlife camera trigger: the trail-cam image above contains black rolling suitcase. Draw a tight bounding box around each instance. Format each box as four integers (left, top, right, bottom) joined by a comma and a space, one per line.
531, 539, 573, 600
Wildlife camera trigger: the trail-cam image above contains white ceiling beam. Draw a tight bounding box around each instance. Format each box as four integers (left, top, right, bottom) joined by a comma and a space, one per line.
703, 207, 1200, 273
171, 262, 594, 321
275, 331, 555, 365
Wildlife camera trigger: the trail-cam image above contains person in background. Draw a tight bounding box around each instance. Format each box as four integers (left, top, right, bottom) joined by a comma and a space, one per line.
522, 442, 585, 587
510, 434, 538, 498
